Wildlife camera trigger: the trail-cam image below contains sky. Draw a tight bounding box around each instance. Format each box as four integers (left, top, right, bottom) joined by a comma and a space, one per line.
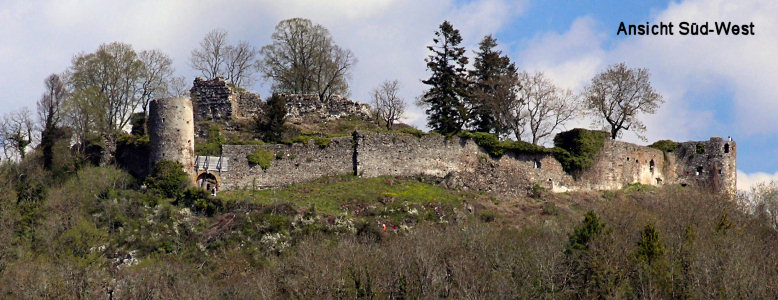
1, 0, 776, 191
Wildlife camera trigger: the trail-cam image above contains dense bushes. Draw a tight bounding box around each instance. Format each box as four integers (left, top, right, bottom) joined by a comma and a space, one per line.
144, 160, 190, 198
552, 128, 609, 174
649, 139, 680, 152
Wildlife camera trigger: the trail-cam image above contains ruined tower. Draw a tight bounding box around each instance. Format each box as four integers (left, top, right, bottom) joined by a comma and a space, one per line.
671, 137, 737, 195
148, 97, 195, 179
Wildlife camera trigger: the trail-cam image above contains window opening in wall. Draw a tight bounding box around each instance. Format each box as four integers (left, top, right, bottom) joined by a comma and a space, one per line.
626, 157, 629, 161
636, 160, 639, 164
650, 160, 655, 173
534, 159, 541, 169
696, 166, 703, 176
719, 169, 722, 174
724, 143, 730, 153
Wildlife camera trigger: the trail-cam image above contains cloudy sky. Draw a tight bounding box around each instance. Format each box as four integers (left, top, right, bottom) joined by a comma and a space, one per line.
1, 0, 776, 190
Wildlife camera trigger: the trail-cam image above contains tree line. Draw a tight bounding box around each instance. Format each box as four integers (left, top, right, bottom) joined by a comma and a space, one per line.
0, 17, 664, 166
420, 21, 664, 144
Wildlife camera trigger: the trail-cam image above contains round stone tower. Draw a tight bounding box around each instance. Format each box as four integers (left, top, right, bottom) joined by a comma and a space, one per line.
148, 97, 195, 179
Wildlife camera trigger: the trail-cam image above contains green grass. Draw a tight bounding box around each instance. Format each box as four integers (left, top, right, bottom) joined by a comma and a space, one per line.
220, 175, 466, 216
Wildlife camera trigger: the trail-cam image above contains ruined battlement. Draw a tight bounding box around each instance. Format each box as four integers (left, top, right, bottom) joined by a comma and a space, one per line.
189, 77, 371, 127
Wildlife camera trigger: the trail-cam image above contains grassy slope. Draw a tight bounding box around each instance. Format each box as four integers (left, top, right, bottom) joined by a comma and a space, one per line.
2, 163, 778, 298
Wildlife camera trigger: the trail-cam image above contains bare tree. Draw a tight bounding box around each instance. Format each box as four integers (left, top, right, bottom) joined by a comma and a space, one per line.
138, 49, 174, 116
224, 41, 260, 88
0, 108, 36, 160
190, 29, 229, 79
371, 80, 406, 130
37, 73, 69, 168
518, 71, 580, 145
260, 18, 357, 102
585, 63, 663, 140
167, 76, 189, 97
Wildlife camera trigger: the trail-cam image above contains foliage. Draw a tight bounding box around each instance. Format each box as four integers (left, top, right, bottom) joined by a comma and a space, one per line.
246, 148, 274, 170
584, 62, 663, 140
469, 34, 518, 135
565, 211, 605, 255
397, 127, 426, 138
260, 18, 355, 101
145, 160, 190, 198
649, 140, 679, 152
552, 128, 609, 174
696, 143, 705, 154
313, 136, 331, 148
190, 29, 259, 88
178, 187, 222, 216
457, 131, 553, 157
195, 122, 225, 156
420, 21, 470, 135
259, 94, 287, 142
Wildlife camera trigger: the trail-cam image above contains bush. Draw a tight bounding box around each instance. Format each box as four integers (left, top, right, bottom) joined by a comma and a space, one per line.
479, 210, 496, 222
530, 183, 546, 199
552, 128, 609, 174
398, 127, 426, 138
145, 160, 191, 198
649, 140, 679, 152
247, 148, 274, 170
696, 143, 705, 154
178, 187, 222, 216
313, 136, 331, 148
457, 131, 552, 157
195, 123, 225, 156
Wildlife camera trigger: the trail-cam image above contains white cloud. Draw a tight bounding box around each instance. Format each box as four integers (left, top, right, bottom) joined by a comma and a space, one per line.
513, 0, 778, 146
738, 169, 778, 192
0, 0, 524, 131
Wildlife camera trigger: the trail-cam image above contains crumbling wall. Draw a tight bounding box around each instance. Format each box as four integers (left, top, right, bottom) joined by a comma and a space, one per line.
220, 136, 353, 190
190, 77, 238, 124
668, 137, 737, 195
575, 140, 667, 191
148, 97, 195, 178
283, 94, 372, 125
217, 131, 736, 198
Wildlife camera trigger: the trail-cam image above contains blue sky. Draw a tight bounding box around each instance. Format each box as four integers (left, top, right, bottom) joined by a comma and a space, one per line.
1, 0, 776, 189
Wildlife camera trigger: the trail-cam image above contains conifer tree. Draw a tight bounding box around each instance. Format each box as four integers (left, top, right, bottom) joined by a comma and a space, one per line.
420, 21, 469, 135
468, 35, 518, 135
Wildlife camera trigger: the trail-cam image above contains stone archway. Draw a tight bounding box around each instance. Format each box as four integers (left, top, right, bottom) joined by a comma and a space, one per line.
195, 171, 221, 193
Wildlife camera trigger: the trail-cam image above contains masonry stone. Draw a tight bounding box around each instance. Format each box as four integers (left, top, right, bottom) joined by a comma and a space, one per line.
148, 97, 195, 179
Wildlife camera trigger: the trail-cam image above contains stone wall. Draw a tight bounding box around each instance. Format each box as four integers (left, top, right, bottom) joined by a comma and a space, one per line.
283, 94, 372, 125
190, 77, 238, 124
220, 136, 354, 190
668, 137, 737, 194
217, 131, 736, 198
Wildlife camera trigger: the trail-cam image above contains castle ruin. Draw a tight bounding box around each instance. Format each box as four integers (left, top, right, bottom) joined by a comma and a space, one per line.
148, 79, 737, 197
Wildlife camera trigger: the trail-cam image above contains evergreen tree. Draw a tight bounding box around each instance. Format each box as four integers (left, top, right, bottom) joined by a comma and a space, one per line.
420, 21, 469, 135
259, 94, 287, 142
468, 35, 518, 135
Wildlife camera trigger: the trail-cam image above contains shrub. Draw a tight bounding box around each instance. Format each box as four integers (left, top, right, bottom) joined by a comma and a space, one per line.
457, 131, 552, 157
313, 136, 331, 148
145, 160, 190, 198
696, 143, 705, 154
178, 187, 222, 216
195, 123, 225, 156
275, 151, 285, 160
247, 148, 274, 170
648, 140, 679, 152
398, 127, 426, 138
530, 183, 546, 199
552, 128, 609, 174
565, 211, 605, 255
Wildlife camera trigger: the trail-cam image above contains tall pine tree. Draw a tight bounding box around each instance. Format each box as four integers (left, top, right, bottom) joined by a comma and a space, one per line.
468, 35, 518, 135
420, 21, 469, 135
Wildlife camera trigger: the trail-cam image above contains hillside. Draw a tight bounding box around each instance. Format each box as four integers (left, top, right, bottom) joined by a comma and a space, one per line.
0, 157, 776, 298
